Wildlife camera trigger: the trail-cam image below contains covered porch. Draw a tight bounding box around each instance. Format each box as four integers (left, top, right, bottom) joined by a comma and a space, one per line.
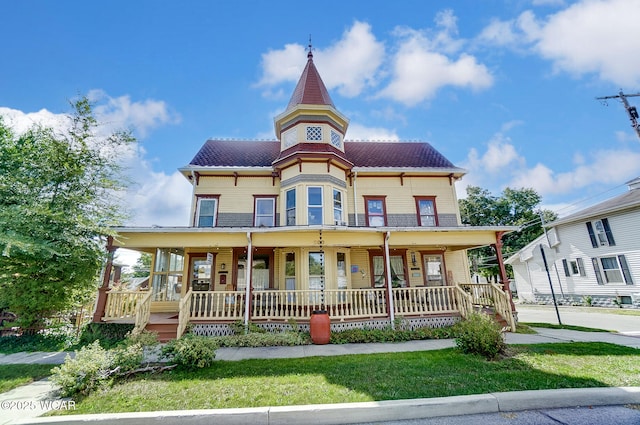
93, 225, 517, 340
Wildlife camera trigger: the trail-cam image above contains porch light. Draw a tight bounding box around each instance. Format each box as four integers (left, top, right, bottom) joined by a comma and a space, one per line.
411, 252, 417, 266
221, 263, 226, 270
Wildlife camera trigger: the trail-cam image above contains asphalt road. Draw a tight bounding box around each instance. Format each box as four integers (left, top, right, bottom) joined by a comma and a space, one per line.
515, 303, 640, 334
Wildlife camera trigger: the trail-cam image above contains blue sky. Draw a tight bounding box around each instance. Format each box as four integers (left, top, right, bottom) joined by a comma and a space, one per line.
2, 0, 640, 236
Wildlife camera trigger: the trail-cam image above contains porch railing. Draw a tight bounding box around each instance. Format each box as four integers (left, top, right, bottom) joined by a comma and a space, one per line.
457, 283, 516, 331
132, 291, 152, 334
392, 286, 460, 316
103, 290, 150, 321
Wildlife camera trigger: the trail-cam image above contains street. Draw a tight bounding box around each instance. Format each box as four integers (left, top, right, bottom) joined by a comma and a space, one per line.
515, 303, 640, 334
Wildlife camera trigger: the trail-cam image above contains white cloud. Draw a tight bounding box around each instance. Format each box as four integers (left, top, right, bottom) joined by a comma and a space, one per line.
88, 90, 181, 139
457, 124, 640, 204
0, 93, 189, 227
345, 122, 400, 141
478, 0, 640, 87
257, 21, 385, 99
378, 26, 493, 106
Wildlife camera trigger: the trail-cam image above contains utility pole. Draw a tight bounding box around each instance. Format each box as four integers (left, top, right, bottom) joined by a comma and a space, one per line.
596, 90, 640, 140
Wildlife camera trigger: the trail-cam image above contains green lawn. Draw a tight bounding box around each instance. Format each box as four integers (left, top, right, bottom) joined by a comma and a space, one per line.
53, 342, 640, 415
0, 364, 54, 393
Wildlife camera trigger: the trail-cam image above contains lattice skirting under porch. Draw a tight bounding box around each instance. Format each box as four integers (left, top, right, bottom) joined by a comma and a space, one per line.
191, 315, 461, 337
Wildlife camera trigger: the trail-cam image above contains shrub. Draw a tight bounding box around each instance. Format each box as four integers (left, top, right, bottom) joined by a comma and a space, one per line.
77, 323, 135, 349
215, 331, 310, 347
162, 334, 218, 369
453, 313, 506, 360
0, 325, 76, 354
50, 340, 144, 397
229, 320, 266, 335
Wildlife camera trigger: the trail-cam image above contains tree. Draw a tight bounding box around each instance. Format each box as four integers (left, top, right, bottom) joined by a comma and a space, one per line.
0, 97, 134, 330
459, 186, 557, 280
131, 253, 152, 278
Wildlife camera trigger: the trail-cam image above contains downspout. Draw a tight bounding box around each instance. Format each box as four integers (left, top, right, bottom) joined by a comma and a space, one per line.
353, 171, 358, 226
244, 232, 253, 331
384, 231, 395, 328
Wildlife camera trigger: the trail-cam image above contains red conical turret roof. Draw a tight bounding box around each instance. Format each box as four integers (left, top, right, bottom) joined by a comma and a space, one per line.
286, 50, 334, 110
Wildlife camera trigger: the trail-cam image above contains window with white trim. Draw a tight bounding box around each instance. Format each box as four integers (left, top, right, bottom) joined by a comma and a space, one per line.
306, 126, 322, 141
562, 258, 586, 277
586, 218, 616, 247
333, 189, 344, 225
592, 255, 633, 285
307, 186, 323, 225
254, 197, 275, 227
196, 198, 218, 227
286, 188, 296, 226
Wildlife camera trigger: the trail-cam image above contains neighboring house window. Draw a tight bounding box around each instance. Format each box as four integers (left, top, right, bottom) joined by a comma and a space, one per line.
254, 196, 276, 227
562, 258, 586, 277
586, 218, 616, 247
592, 255, 633, 284
415, 196, 438, 227
306, 126, 322, 141
286, 188, 296, 226
195, 196, 218, 227
364, 196, 387, 226
333, 189, 344, 225
307, 186, 323, 225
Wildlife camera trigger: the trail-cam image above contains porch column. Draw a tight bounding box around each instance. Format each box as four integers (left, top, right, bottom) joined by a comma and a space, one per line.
492, 232, 516, 312
244, 232, 253, 328
92, 236, 116, 322
383, 231, 396, 327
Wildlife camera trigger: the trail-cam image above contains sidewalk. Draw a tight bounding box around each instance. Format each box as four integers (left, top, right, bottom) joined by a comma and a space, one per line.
1, 328, 639, 425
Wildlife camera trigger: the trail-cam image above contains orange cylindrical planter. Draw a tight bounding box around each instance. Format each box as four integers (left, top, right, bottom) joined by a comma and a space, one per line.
310, 310, 330, 344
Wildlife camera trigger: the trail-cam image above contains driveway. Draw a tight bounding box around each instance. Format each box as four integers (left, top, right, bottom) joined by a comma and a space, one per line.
515, 303, 640, 334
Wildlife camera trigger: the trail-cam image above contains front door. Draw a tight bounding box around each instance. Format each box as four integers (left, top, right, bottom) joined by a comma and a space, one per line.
423, 254, 445, 286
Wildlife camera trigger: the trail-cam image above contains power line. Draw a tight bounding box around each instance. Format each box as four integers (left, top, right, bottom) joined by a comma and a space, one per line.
596, 90, 640, 140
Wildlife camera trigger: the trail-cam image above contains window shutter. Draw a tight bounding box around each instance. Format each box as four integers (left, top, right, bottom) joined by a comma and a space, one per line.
586, 222, 598, 248
619, 255, 633, 284
602, 218, 616, 246
562, 259, 570, 277
591, 258, 604, 285
576, 258, 586, 276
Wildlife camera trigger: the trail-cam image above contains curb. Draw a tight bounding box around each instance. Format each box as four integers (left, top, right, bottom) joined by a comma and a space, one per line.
14, 387, 640, 425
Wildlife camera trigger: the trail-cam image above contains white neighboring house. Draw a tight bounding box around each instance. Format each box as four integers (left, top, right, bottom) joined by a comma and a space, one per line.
506, 177, 640, 308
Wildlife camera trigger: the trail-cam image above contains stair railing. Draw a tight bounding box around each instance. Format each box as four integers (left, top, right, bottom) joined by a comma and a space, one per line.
132, 291, 152, 335
176, 291, 193, 339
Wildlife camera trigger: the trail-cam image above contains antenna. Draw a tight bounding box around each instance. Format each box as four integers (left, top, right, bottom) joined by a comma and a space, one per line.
596, 90, 640, 140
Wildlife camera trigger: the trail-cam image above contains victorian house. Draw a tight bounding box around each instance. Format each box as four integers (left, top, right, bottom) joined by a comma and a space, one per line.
93, 49, 517, 340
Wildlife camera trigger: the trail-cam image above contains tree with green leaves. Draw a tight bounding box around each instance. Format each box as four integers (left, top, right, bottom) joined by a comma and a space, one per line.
459, 186, 557, 281
131, 253, 152, 278
0, 97, 133, 330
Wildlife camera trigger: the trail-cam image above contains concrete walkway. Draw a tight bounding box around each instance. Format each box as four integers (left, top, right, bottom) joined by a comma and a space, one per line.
1, 328, 638, 425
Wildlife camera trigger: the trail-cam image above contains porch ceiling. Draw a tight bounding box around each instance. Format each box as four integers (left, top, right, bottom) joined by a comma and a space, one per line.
111, 225, 516, 251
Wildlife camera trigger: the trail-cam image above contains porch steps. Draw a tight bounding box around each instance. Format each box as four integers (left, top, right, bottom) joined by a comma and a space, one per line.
145, 313, 179, 342
475, 306, 510, 330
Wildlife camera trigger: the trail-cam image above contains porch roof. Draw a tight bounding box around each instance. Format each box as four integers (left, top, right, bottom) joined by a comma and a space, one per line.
110, 225, 517, 252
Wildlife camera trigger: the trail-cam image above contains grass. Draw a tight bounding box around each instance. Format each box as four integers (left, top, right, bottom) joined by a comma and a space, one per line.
522, 322, 611, 332
51, 342, 640, 416
0, 364, 54, 393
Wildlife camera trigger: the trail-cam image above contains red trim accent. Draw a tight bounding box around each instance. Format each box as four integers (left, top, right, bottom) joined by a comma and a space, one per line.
418, 250, 447, 286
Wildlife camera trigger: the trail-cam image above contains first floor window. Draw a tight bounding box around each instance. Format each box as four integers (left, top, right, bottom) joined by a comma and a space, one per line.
308, 186, 323, 225
592, 255, 633, 284
562, 258, 586, 277
254, 197, 276, 227
196, 197, 218, 227
152, 248, 184, 301
370, 253, 407, 288
365, 196, 387, 227
286, 188, 296, 226
308, 252, 325, 304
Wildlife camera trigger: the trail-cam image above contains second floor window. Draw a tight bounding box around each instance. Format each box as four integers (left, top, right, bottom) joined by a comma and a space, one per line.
415, 197, 438, 227
286, 189, 296, 226
333, 189, 344, 225
364, 196, 387, 226
308, 187, 323, 225
586, 218, 615, 247
196, 197, 218, 227
254, 197, 275, 227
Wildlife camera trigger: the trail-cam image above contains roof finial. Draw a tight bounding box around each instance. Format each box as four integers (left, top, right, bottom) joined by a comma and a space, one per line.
307, 35, 314, 60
